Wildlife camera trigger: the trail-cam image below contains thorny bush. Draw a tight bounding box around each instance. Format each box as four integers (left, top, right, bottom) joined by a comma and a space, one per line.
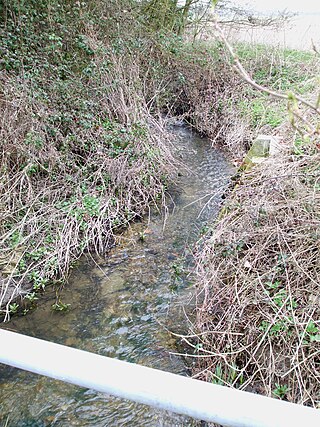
193, 150, 320, 407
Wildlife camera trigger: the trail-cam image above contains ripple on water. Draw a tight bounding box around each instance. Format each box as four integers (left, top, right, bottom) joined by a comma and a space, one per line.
0, 125, 234, 426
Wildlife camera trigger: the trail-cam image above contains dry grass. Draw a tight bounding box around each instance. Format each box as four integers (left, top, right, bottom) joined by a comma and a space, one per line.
192, 145, 320, 407
165, 46, 252, 158
2, 1, 317, 328
190, 26, 320, 408
0, 47, 175, 320
0, 1, 252, 320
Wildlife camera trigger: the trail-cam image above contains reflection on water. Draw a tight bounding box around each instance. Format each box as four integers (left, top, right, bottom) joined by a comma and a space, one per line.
0, 125, 234, 426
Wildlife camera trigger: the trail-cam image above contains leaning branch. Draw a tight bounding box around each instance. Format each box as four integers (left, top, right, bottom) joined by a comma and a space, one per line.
214, 21, 320, 116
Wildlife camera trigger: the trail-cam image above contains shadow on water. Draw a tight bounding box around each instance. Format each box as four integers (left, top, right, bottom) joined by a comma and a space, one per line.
0, 125, 234, 426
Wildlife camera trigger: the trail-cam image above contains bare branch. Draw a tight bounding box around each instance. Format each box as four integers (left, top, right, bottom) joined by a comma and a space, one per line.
214, 20, 320, 118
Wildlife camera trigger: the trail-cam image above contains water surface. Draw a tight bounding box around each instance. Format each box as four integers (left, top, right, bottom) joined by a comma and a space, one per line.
0, 125, 234, 426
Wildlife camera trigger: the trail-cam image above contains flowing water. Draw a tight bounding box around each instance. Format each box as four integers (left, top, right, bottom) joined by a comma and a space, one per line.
0, 125, 234, 427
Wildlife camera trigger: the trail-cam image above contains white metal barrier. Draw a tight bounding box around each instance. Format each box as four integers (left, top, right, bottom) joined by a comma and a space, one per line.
0, 329, 319, 427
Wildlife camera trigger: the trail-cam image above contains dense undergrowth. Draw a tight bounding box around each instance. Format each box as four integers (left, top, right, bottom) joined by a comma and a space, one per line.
0, 1, 181, 319
0, 0, 177, 319
191, 34, 320, 408
194, 151, 320, 406
0, 0, 253, 319
1, 1, 319, 408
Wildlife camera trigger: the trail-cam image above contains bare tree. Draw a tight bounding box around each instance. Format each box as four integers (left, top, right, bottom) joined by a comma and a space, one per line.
215, 0, 294, 28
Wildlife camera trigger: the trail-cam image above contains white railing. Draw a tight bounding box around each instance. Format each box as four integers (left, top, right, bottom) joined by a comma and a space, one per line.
0, 329, 319, 427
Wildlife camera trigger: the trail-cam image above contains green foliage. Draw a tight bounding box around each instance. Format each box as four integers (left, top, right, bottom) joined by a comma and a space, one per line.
0, 0, 96, 73
171, 261, 184, 277
220, 240, 245, 257
292, 136, 314, 155
82, 195, 101, 217
26, 247, 48, 262
266, 280, 281, 290
138, 231, 147, 242
235, 43, 318, 93
232, 42, 319, 136
212, 363, 224, 385
52, 301, 70, 312
9, 303, 19, 314
25, 292, 39, 303
302, 322, 320, 344
238, 96, 285, 129
273, 383, 289, 399
24, 132, 44, 149
272, 289, 288, 307
9, 231, 22, 248
211, 363, 243, 387
0, 0, 176, 318
259, 319, 292, 337
28, 271, 49, 291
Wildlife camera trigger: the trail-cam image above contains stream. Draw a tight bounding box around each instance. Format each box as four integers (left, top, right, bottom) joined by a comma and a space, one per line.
0, 125, 234, 426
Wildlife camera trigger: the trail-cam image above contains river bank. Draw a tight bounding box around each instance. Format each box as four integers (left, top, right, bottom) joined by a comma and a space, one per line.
191, 29, 320, 408
1, 0, 319, 419
0, 125, 234, 425
0, 1, 245, 319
